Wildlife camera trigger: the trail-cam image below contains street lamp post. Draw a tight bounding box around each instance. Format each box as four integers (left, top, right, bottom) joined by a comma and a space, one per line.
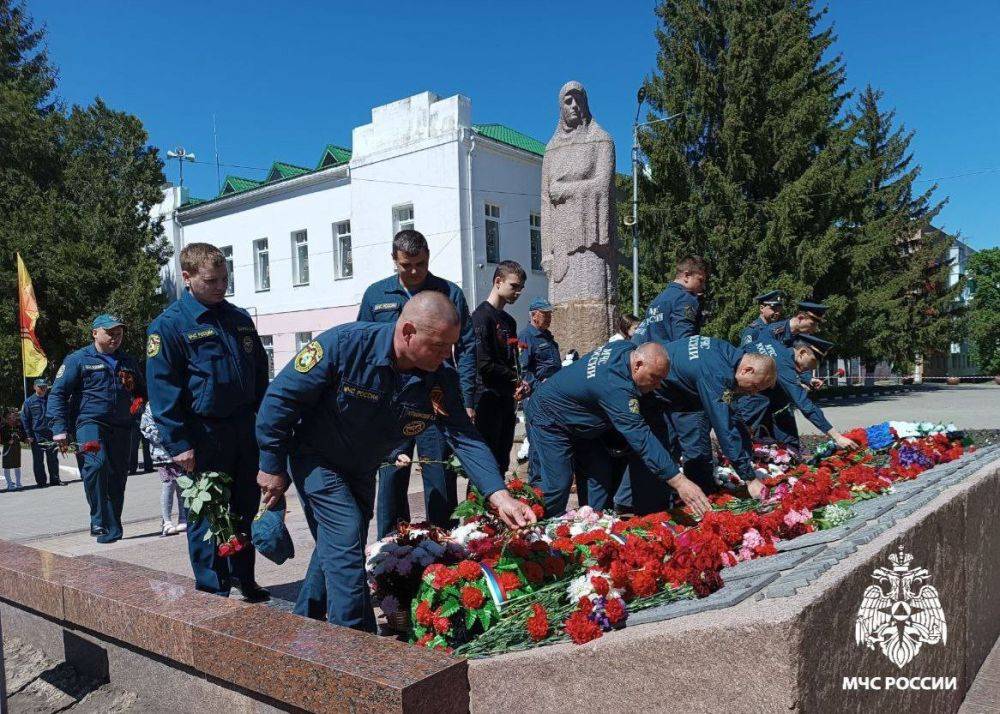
630, 89, 681, 316
166, 147, 197, 187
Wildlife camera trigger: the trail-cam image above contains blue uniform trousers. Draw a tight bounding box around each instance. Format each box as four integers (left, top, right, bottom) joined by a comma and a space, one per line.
76, 422, 130, 541
184, 414, 259, 595
291, 450, 377, 632
614, 410, 722, 513
528, 421, 626, 517
737, 394, 801, 450
30, 443, 60, 486
375, 424, 455, 538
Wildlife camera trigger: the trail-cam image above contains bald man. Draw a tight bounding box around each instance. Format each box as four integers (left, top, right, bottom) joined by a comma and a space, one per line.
255, 292, 535, 630
525, 339, 711, 517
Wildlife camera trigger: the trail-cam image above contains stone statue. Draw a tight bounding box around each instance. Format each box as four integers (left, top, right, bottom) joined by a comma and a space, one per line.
541, 81, 618, 352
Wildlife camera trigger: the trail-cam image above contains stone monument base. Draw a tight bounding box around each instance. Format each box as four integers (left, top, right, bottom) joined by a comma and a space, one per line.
550, 299, 614, 356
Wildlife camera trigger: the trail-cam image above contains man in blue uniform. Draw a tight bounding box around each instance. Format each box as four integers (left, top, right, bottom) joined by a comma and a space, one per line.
358, 229, 476, 537
21, 378, 61, 487
146, 243, 270, 601
526, 340, 712, 518
739, 290, 785, 346
518, 298, 561, 486
738, 334, 860, 452
48, 315, 143, 542
632, 255, 709, 343
625, 336, 778, 507
255, 291, 535, 630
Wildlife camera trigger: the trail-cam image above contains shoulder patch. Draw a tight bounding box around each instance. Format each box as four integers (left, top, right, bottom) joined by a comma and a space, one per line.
147, 334, 162, 358
294, 340, 324, 373
56, 364, 66, 380
684, 304, 696, 320
241, 335, 255, 354
629, 398, 640, 414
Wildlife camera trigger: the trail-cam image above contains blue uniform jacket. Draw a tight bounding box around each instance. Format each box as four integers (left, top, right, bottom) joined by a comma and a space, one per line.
47, 345, 143, 435
525, 340, 679, 481
20, 393, 53, 441
146, 290, 270, 457
632, 281, 703, 343
255, 321, 507, 497
518, 324, 561, 387
739, 317, 767, 347
744, 337, 833, 433
654, 336, 756, 481
357, 273, 476, 409
763, 318, 814, 385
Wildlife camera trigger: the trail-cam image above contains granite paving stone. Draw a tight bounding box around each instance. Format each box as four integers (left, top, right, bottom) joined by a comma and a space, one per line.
721, 545, 825, 582
628, 573, 779, 626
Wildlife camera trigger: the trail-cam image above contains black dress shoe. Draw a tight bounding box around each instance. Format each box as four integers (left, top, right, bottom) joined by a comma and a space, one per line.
91, 527, 109, 537
236, 582, 271, 603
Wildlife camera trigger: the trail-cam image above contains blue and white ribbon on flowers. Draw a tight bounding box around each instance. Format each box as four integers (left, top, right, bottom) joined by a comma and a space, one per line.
479, 562, 506, 611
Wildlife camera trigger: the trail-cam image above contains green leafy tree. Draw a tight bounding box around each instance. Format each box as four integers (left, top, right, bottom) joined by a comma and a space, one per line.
0, 0, 168, 407
968, 248, 1000, 375
839, 86, 959, 371
638, 0, 852, 342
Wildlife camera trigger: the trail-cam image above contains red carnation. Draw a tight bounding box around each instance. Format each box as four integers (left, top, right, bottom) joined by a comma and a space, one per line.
591, 575, 610, 597
415, 600, 435, 627
555, 524, 571, 538
533, 487, 543, 499
416, 633, 434, 647
432, 567, 461, 590
522, 561, 545, 585
517, 341, 529, 350
497, 571, 523, 595
460, 586, 486, 610
433, 616, 451, 634
217, 542, 233, 557
604, 597, 626, 626
531, 504, 545, 519
457, 560, 481, 581
506, 337, 520, 346
508, 478, 525, 491
545, 556, 566, 578
629, 570, 657, 598
80, 440, 102, 454
578, 596, 594, 615
526, 603, 549, 641
564, 611, 603, 644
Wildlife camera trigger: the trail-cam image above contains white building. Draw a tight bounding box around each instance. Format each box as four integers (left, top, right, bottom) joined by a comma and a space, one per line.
156, 91, 547, 374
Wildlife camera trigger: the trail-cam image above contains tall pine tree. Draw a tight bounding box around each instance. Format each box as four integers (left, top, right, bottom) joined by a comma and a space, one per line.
636, 0, 852, 341
0, 0, 168, 406
839, 86, 959, 372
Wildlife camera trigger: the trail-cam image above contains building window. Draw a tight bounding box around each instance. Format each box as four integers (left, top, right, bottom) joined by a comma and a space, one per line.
295, 331, 313, 353
529, 213, 542, 271
485, 203, 501, 264
291, 230, 309, 286
220, 246, 235, 295
253, 238, 270, 292
334, 221, 352, 279
392, 204, 414, 235
260, 335, 274, 380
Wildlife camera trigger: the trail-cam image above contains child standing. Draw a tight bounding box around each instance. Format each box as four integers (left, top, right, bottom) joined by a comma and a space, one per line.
2, 410, 27, 491
139, 403, 187, 535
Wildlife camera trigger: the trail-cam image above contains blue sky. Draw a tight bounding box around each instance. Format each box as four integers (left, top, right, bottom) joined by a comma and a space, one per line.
40, 0, 998, 249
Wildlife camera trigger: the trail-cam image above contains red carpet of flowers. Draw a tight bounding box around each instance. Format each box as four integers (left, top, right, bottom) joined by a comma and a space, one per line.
390, 424, 970, 656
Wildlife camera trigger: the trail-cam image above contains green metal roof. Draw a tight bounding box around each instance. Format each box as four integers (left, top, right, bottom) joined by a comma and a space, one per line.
266, 161, 311, 182
190, 122, 541, 208
220, 175, 263, 196
317, 144, 352, 169
473, 124, 546, 157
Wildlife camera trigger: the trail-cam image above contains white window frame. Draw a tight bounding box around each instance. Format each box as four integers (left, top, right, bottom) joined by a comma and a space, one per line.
529, 213, 542, 272
291, 230, 309, 286
253, 238, 270, 292
295, 331, 313, 352
333, 220, 352, 280
485, 202, 501, 264
220, 245, 235, 295
392, 203, 415, 236
260, 335, 274, 380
